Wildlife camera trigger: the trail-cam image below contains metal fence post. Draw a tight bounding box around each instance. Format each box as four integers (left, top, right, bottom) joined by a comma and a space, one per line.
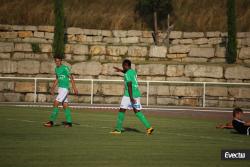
146, 81, 149, 106
91, 79, 94, 104
203, 83, 206, 108
34, 78, 37, 103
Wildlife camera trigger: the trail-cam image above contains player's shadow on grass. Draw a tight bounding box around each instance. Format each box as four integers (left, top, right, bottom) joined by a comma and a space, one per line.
230, 131, 248, 136
52, 121, 81, 127
122, 127, 143, 133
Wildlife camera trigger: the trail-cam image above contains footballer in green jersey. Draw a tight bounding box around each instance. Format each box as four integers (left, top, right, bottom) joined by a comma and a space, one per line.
110, 59, 154, 135
44, 57, 78, 128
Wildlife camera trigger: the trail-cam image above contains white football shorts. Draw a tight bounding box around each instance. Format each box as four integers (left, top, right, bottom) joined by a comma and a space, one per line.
120, 96, 142, 110
56, 87, 69, 103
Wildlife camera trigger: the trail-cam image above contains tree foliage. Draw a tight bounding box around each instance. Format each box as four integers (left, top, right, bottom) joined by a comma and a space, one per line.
135, 0, 173, 30
226, 0, 237, 64
53, 0, 65, 59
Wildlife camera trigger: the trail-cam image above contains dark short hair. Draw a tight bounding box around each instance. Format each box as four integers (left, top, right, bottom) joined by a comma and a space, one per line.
122, 59, 131, 67
233, 107, 243, 117
54, 57, 62, 61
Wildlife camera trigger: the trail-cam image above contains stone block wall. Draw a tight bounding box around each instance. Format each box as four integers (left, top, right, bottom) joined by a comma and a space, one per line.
0, 24, 250, 108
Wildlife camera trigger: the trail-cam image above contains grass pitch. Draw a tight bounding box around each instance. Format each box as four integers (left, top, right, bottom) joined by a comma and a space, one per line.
0, 106, 250, 167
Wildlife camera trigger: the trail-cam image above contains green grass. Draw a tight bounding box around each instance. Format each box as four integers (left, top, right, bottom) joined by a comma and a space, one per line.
0, 106, 250, 167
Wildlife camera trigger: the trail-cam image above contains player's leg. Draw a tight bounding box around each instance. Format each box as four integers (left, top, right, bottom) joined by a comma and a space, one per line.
44, 100, 60, 127
50, 100, 60, 121
110, 108, 126, 134
134, 109, 154, 135
110, 96, 128, 134
44, 88, 67, 127
116, 108, 126, 130
62, 101, 72, 128
133, 98, 154, 135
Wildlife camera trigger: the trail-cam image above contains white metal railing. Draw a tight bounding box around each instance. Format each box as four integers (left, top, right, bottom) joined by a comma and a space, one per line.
1, 76, 250, 107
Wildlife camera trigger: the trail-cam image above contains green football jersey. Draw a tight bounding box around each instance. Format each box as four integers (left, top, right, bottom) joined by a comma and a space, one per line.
55, 64, 71, 89
124, 69, 141, 98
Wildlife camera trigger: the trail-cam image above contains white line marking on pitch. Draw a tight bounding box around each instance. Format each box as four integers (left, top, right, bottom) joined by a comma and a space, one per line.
7, 118, 36, 123
6, 118, 110, 129
21, 120, 36, 123
8, 104, 250, 113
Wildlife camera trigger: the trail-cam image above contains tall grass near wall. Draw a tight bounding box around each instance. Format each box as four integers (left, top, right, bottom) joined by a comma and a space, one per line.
0, 0, 249, 31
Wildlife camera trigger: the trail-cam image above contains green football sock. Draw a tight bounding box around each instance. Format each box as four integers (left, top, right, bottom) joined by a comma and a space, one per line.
49, 107, 59, 122
115, 111, 125, 131
63, 108, 72, 123
135, 111, 151, 129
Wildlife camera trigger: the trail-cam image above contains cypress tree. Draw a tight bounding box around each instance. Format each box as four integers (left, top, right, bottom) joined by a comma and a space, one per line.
53, 0, 65, 59
226, 0, 237, 64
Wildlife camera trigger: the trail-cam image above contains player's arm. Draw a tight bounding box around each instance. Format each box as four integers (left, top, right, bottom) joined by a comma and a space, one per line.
113, 67, 125, 73
51, 76, 58, 96
216, 122, 233, 129
244, 121, 250, 126
70, 74, 78, 95
127, 82, 135, 104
